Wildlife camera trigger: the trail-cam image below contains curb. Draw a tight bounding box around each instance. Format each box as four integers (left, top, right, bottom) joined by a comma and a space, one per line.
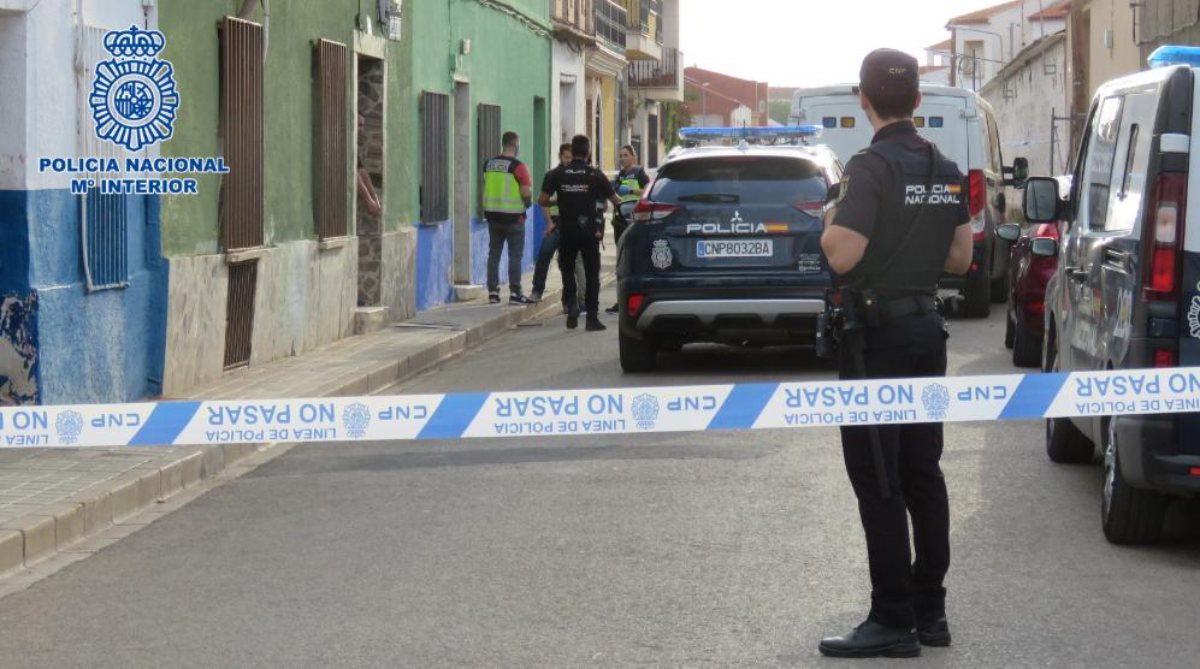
0, 264, 617, 580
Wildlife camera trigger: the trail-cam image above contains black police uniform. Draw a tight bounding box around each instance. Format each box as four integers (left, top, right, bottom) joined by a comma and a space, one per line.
541, 160, 617, 317
830, 120, 969, 631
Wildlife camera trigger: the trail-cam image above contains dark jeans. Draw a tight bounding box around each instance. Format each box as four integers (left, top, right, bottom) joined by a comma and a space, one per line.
612, 211, 630, 245
532, 226, 586, 305
558, 225, 601, 317
487, 220, 525, 295
837, 312, 950, 630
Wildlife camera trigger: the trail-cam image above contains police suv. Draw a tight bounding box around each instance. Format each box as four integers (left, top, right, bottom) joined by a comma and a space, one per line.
1023, 46, 1200, 544
615, 126, 840, 372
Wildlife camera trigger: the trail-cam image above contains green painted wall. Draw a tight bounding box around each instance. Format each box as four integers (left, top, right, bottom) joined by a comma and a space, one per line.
158, 0, 415, 256
407, 0, 553, 220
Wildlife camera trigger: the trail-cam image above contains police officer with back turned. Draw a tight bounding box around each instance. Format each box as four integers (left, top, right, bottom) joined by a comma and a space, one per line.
539, 135, 623, 331
817, 49, 973, 659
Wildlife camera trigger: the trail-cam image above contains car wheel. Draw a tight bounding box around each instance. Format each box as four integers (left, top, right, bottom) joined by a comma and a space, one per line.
1101, 418, 1168, 545
619, 331, 657, 373
1012, 320, 1041, 368
1045, 341, 1094, 463
990, 273, 1009, 304
961, 267, 991, 318
1004, 310, 1015, 349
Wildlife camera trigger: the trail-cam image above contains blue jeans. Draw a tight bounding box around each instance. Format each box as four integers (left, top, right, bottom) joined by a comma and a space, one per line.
487, 221, 525, 295
533, 226, 586, 305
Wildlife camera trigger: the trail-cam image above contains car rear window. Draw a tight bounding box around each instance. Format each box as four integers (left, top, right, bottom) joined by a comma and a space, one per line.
649, 157, 828, 207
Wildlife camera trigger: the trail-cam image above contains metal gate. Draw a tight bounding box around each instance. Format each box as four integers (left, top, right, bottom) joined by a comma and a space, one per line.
219, 17, 265, 251
224, 262, 257, 369
420, 91, 450, 223
315, 39, 349, 239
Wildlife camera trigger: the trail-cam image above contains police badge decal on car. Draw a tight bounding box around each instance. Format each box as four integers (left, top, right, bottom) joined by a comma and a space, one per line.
651, 239, 673, 270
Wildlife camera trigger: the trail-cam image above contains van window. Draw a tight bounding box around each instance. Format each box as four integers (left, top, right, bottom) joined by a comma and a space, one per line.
1080, 96, 1123, 230
987, 112, 1003, 173
1107, 92, 1157, 232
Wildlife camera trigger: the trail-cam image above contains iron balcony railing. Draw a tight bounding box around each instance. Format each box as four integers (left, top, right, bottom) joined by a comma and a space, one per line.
595, 0, 627, 50
628, 46, 680, 88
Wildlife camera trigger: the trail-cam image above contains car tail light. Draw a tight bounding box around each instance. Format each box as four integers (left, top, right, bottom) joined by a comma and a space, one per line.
627, 294, 645, 317
969, 169, 986, 239
1189, 467, 1200, 477
793, 201, 825, 216
632, 201, 680, 224
1154, 348, 1177, 368
1143, 173, 1186, 301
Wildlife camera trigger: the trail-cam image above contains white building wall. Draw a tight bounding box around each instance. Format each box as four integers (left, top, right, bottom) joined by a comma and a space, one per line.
982, 35, 1070, 183
551, 39, 586, 150
951, 1, 1066, 91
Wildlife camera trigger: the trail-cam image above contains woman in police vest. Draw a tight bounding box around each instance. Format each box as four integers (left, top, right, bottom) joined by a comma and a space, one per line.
606, 145, 650, 314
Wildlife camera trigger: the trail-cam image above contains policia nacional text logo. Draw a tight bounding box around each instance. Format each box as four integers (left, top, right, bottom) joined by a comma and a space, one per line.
905, 182, 963, 206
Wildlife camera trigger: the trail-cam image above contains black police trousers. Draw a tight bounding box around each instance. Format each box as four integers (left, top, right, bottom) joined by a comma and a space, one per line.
837, 312, 950, 630
558, 224, 601, 316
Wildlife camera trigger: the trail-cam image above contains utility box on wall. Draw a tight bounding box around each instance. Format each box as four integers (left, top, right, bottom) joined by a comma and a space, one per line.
378, 0, 402, 40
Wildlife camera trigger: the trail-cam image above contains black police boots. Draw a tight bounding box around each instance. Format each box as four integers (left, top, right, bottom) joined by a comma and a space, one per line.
917, 616, 952, 647
818, 621, 921, 658
566, 305, 580, 330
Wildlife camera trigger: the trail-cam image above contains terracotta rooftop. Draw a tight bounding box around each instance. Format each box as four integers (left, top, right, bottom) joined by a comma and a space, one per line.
1029, 0, 1070, 20
947, 0, 1021, 26
928, 37, 953, 52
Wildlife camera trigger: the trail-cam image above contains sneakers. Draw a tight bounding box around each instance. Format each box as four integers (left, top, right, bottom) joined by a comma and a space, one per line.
488, 293, 501, 305
509, 294, 535, 306
529, 291, 543, 303
605, 303, 620, 315
585, 318, 607, 332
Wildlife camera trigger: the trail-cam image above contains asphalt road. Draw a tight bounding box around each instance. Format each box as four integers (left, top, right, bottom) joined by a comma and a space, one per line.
0, 289, 1198, 668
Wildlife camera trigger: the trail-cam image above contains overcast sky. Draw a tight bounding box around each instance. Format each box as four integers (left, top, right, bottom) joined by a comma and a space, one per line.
679, 0, 1013, 87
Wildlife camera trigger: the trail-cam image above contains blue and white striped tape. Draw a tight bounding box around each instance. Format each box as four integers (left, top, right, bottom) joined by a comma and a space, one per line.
1, 367, 1198, 448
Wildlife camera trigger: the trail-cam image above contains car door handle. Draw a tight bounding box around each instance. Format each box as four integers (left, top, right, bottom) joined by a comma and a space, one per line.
1104, 249, 1132, 271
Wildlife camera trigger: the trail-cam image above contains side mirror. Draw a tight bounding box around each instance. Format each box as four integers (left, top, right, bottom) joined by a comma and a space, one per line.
618, 200, 638, 221
1005, 157, 1030, 187
996, 222, 1021, 243
1030, 237, 1058, 258
1022, 176, 1061, 223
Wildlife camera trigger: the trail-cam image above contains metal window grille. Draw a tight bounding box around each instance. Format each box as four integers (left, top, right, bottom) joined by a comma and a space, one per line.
78, 25, 130, 291
219, 17, 265, 250
315, 39, 349, 239
477, 103, 501, 217
223, 261, 257, 369
594, 0, 627, 49
420, 91, 450, 223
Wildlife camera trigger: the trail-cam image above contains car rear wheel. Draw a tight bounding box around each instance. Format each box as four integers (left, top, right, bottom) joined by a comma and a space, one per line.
1045, 341, 1094, 463
1101, 419, 1168, 545
1012, 320, 1041, 368
620, 331, 657, 373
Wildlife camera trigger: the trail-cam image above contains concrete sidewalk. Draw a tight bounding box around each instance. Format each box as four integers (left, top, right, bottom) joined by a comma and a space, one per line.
0, 247, 617, 580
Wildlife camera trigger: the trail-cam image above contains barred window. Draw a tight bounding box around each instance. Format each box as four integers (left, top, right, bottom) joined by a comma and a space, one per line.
315, 39, 349, 239
420, 91, 450, 223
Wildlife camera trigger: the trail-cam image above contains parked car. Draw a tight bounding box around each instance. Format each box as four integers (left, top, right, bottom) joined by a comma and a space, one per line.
615, 127, 841, 372
791, 83, 1029, 317
1024, 47, 1200, 544
998, 176, 1071, 367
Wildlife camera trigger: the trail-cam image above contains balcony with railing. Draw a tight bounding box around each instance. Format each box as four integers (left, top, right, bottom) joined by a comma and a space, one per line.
622, 0, 662, 61
552, 0, 595, 45
594, 0, 627, 52
628, 46, 682, 101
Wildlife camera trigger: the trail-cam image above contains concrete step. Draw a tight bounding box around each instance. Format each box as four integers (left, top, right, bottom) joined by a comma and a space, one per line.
453, 284, 487, 302
352, 306, 389, 335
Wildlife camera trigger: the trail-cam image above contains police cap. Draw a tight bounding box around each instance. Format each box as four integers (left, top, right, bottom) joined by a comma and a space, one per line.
859, 48, 920, 100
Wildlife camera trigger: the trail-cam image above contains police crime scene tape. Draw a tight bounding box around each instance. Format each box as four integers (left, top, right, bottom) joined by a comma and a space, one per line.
1, 367, 1197, 448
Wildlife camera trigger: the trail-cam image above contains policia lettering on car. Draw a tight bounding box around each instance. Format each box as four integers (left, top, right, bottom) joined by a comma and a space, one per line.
816, 49, 973, 660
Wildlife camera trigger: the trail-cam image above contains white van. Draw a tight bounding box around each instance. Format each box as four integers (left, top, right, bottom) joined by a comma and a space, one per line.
791, 84, 1028, 317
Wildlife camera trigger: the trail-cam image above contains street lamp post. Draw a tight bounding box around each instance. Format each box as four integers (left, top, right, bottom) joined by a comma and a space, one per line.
701, 82, 710, 123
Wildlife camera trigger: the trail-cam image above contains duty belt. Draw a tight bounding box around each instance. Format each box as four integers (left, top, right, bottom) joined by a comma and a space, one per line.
863, 293, 939, 325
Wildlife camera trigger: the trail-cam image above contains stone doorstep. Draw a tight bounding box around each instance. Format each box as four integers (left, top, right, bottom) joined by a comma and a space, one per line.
0, 260, 616, 580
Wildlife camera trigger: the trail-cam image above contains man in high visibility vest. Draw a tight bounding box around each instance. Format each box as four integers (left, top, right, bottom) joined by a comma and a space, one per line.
483, 131, 535, 305
605, 144, 651, 314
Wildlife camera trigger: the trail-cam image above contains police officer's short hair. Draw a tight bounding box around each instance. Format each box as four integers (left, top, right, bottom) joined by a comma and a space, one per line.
859, 48, 920, 120
502, 131, 519, 149
559, 143, 572, 155
571, 135, 591, 159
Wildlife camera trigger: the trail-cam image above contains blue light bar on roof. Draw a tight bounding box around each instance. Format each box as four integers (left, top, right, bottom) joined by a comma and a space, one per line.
678, 125, 824, 142
1148, 45, 1200, 69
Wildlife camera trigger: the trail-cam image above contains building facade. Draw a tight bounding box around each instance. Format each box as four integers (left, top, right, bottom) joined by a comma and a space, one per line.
683, 66, 769, 129
0, 0, 168, 405
981, 32, 1071, 178
946, 0, 1068, 91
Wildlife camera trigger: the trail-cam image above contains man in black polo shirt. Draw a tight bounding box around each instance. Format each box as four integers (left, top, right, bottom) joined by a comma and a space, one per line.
539, 135, 623, 331
817, 49, 973, 659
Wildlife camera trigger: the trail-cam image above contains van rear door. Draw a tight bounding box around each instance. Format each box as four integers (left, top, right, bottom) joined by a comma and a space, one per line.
913, 95, 971, 170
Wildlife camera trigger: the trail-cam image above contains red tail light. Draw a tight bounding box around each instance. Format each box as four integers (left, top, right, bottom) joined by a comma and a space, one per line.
793, 201, 824, 216
627, 294, 645, 317
968, 170, 986, 240
1154, 348, 1178, 368
632, 201, 680, 224
1143, 172, 1187, 301
1189, 467, 1200, 477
